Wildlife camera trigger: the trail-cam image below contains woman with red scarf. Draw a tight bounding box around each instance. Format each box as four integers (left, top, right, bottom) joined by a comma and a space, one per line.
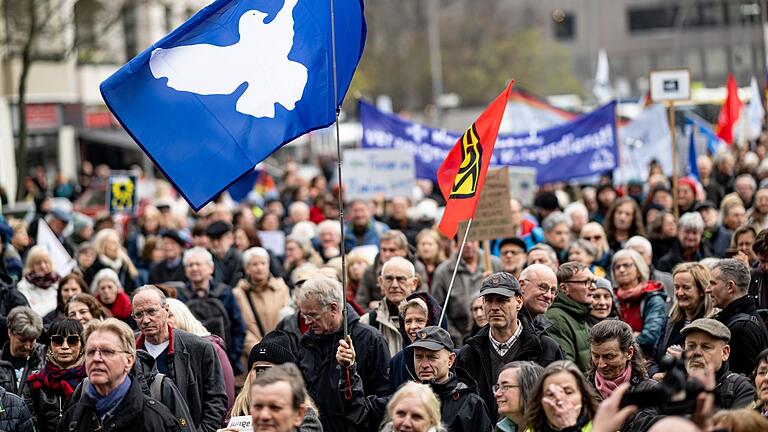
90, 268, 135, 329
611, 249, 668, 356
27, 319, 86, 432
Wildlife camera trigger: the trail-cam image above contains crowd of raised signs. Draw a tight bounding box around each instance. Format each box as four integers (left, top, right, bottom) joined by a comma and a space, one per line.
5, 148, 768, 432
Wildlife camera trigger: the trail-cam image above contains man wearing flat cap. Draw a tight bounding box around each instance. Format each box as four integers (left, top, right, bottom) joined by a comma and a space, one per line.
458, 272, 563, 418
148, 229, 189, 284
206, 221, 243, 286
337, 325, 492, 431
682, 318, 755, 409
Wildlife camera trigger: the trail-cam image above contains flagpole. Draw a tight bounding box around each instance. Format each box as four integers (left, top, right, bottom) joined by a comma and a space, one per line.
439, 219, 473, 325
668, 100, 679, 219
329, 0, 349, 339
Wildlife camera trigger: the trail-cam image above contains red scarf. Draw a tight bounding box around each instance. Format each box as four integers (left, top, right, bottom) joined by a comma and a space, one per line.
594, 365, 632, 399
99, 291, 132, 320
27, 362, 86, 399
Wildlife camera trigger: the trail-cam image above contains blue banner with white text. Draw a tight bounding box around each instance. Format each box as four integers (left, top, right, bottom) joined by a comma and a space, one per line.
360, 100, 618, 184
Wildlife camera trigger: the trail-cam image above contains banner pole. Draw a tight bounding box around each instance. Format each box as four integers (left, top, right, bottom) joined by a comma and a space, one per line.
483, 239, 492, 275
439, 219, 473, 325
329, 0, 348, 339
669, 100, 679, 220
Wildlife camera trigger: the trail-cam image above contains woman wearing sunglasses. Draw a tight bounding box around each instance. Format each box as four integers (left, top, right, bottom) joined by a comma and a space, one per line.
27, 319, 86, 432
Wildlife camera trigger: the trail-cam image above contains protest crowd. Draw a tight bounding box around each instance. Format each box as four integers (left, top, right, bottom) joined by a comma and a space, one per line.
4, 137, 768, 432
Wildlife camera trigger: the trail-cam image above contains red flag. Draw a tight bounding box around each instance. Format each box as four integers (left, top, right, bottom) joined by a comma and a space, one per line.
716, 73, 742, 145
437, 81, 514, 238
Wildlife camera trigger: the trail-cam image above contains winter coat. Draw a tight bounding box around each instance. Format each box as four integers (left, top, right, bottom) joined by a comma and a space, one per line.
343, 220, 390, 252
545, 292, 592, 372
341, 364, 491, 432
702, 225, 733, 258
177, 280, 247, 374
233, 276, 292, 366
68, 350, 196, 432
0, 386, 34, 432
360, 300, 403, 356
84, 258, 137, 294
588, 369, 658, 432
298, 304, 390, 432
57, 377, 181, 432
26, 363, 86, 432
136, 328, 228, 432
714, 295, 768, 376
0, 342, 46, 399
16, 277, 58, 317
616, 281, 667, 355
0, 280, 29, 348
204, 334, 235, 416
355, 250, 429, 307
656, 240, 712, 273
650, 305, 710, 376
457, 319, 563, 418
432, 252, 503, 343
713, 363, 756, 410
748, 267, 768, 311
212, 247, 243, 287
148, 259, 187, 285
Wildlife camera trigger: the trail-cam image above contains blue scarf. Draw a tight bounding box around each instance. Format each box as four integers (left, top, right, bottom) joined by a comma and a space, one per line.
85, 375, 132, 419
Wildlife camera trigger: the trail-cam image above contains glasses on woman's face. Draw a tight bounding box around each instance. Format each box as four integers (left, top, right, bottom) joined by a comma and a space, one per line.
492, 383, 520, 393
51, 335, 80, 346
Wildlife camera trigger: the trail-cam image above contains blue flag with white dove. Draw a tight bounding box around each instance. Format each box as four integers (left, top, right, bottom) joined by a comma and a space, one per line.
100, 0, 366, 210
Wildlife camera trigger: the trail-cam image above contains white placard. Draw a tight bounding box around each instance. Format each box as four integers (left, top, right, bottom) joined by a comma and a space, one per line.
226, 415, 253, 432
342, 149, 416, 200
649, 69, 691, 102
258, 230, 286, 256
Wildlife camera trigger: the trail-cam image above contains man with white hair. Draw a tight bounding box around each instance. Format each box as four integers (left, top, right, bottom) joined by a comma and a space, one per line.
657, 212, 712, 272
541, 212, 571, 263
734, 174, 757, 209
625, 236, 674, 301
518, 263, 558, 325
313, 220, 342, 261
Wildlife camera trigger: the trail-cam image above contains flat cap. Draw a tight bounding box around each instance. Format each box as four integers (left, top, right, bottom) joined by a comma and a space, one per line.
160, 229, 187, 247
205, 221, 233, 239
408, 326, 454, 352
480, 272, 522, 297
681, 318, 731, 342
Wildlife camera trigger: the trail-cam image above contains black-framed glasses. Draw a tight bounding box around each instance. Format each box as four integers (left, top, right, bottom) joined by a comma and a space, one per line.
564, 279, 596, 288
51, 335, 80, 346
492, 383, 520, 393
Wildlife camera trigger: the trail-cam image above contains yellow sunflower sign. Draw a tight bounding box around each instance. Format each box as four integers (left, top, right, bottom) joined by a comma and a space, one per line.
108, 174, 138, 214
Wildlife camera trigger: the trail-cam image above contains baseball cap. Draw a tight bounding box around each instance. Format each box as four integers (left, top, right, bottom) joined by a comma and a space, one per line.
480, 272, 522, 297
408, 326, 454, 351
499, 237, 527, 252
680, 318, 731, 342
694, 201, 716, 212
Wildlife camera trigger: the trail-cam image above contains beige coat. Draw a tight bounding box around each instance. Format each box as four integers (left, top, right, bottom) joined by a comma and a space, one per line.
233, 277, 291, 363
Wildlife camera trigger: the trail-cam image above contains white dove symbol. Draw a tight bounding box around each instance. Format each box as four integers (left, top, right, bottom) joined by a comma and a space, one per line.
149, 0, 308, 119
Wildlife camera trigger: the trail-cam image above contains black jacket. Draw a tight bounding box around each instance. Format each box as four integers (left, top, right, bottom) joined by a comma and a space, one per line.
0, 342, 46, 399
748, 267, 768, 311
0, 386, 34, 432
148, 259, 187, 285
298, 305, 390, 432
212, 247, 243, 287
0, 280, 29, 349
340, 365, 491, 432
656, 240, 712, 273
57, 377, 181, 432
713, 363, 756, 410
457, 318, 563, 418
588, 370, 658, 432
137, 328, 228, 432
26, 366, 85, 432
714, 295, 768, 376
83, 258, 137, 294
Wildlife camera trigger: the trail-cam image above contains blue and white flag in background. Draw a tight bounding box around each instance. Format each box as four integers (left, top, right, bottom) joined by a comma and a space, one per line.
613, 104, 672, 184
684, 112, 725, 155
686, 125, 701, 182
101, 0, 366, 210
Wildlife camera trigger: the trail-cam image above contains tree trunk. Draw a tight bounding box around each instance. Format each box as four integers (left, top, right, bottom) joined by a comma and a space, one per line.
14, 0, 37, 198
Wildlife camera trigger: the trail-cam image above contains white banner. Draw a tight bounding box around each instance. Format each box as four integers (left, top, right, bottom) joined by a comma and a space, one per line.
36, 220, 76, 276
343, 149, 416, 200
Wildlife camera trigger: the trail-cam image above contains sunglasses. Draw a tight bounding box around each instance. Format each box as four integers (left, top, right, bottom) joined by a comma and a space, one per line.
51, 335, 81, 346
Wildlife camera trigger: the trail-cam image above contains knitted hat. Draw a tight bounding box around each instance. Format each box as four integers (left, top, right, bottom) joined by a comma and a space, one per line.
248, 341, 296, 370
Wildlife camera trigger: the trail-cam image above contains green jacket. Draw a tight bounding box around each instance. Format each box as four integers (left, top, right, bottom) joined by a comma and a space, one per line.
545, 292, 592, 372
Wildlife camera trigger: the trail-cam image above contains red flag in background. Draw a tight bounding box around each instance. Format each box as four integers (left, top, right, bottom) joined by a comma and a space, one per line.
716, 73, 742, 145
437, 81, 514, 238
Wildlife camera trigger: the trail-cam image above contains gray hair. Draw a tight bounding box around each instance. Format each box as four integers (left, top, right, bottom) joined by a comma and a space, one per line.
564, 202, 589, 220
612, 249, 650, 283
89, 268, 124, 294
242, 246, 270, 267
678, 212, 705, 232
297, 275, 343, 307
735, 174, 757, 191
625, 236, 653, 260
317, 219, 341, 237
500, 361, 544, 414
131, 285, 168, 306
541, 212, 571, 232
712, 258, 750, 294
183, 246, 214, 266
569, 239, 597, 257
528, 243, 558, 263
381, 256, 415, 277
7, 306, 43, 339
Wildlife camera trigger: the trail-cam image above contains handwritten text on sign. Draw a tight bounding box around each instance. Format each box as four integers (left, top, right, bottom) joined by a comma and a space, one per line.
343, 149, 416, 200
458, 167, 515, 242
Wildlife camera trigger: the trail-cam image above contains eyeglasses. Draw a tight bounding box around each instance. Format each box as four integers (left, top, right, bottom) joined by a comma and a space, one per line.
492, 383, 520, 393
132, 307, 163, 321
85, 348, 130, 359
252, 364, 273, 376
614, 263, 634, 270
301, 310, 322, 323
521, 280, 558, 296
564, 279, 596, 288
51, 335, 80, 346
382, 275, 409, 284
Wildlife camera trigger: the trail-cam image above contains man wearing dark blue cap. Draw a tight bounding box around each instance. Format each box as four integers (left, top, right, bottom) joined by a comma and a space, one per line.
337, 325, 492, 431
148, 230, 189, 284
458, 272, 563, 418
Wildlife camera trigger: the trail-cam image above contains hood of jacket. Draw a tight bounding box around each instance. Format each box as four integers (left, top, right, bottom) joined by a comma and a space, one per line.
398, 292, 447, 348
550, 292, 591, 320
427, 366, 479, 400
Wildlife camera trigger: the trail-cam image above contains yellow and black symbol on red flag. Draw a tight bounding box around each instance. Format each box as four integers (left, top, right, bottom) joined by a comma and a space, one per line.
110, 177, 135, 213
449, 124, 482, 199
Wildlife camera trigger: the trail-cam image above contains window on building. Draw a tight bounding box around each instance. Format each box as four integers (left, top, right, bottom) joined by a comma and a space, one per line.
627, 5, 679, 32
122, 4, 138, 60
553, 11, 576, 41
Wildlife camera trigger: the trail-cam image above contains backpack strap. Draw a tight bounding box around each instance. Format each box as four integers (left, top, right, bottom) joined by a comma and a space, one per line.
150, 373, 165, 401
724, 312, 757, 328
244, 291, 267, 337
